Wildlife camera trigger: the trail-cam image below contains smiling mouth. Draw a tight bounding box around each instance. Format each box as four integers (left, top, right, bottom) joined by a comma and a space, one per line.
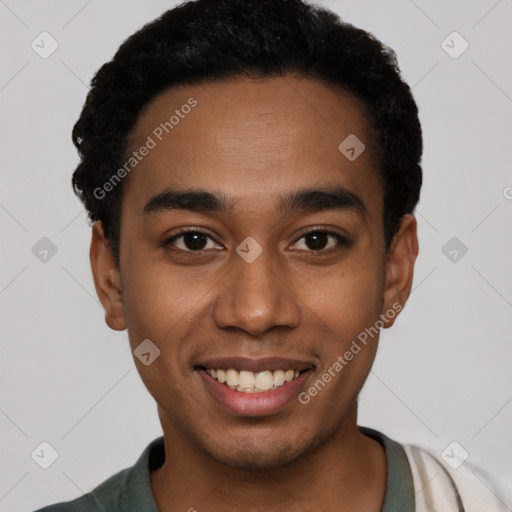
199, 367, 305, 393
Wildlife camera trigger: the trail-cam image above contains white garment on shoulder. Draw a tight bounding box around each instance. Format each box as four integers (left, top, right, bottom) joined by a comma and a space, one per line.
403, 444, 512, 512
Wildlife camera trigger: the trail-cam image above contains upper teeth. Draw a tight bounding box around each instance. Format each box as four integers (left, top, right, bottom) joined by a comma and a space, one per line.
205, 368, 300, 392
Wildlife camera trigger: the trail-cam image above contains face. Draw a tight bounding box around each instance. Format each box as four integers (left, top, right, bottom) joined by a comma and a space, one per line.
91, 75, 417, 471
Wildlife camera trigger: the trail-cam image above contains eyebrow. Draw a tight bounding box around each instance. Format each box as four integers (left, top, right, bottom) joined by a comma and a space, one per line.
143, 186, 366, 218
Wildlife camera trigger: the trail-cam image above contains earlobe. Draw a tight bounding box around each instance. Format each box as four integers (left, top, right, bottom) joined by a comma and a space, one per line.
90, 221, 126, 331
381, 214, 419, 328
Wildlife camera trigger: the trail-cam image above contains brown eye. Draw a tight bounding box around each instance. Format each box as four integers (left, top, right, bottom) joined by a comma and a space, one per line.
291, 229, 350, 252
165, 230, 221, 251
181, 232, 209, 250
304, 232, 329, 250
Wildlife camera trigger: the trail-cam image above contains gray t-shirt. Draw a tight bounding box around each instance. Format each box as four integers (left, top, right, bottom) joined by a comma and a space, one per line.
34, 427, 415, 511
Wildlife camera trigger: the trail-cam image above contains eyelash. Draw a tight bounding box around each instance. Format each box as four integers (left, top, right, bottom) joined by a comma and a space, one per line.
291, 229, 350, 253
163, 227, 351, 254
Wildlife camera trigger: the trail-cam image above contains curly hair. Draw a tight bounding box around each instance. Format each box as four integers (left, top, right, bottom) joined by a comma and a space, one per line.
72, 0, 423, 266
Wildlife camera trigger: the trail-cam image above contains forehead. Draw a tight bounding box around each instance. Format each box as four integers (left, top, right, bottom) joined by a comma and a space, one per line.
123, 75, 382, 218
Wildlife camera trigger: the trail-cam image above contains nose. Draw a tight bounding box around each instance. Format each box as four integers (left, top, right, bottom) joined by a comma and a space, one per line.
211, 251, 302, 337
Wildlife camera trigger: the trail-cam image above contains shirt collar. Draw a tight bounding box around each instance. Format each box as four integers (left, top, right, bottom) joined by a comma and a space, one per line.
131, 428, 415, 511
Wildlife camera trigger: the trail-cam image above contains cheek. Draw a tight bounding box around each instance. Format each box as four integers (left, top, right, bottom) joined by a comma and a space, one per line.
120, 266, 204, 404
121, 255, 210, 339
301, 258, 385, 339
298, 269, 383, 417
120, 254, 226, 378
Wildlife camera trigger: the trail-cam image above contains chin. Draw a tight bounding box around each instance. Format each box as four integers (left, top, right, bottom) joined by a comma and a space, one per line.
205, 431, 326, 472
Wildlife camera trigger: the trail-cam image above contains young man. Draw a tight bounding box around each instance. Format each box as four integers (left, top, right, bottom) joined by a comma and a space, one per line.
36, 0, 509, 510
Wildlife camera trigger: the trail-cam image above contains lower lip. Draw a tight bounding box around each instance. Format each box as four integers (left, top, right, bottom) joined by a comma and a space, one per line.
198, 369, 313, 417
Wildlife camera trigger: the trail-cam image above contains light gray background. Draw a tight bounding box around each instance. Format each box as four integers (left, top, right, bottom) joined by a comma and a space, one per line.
1, 0, 511, 510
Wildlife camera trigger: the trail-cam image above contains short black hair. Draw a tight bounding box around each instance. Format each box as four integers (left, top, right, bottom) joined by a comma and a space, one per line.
72, 0, 422, 266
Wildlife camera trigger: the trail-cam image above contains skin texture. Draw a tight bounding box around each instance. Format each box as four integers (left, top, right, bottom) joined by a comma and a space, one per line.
90, 75, 419, 512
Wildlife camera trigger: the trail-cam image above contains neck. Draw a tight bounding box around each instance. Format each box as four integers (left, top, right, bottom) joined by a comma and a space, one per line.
150, 405, 386, 512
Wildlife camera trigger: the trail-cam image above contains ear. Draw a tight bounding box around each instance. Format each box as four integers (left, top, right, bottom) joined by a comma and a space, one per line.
90, 221, 126, 331
381, 214, 419, 328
